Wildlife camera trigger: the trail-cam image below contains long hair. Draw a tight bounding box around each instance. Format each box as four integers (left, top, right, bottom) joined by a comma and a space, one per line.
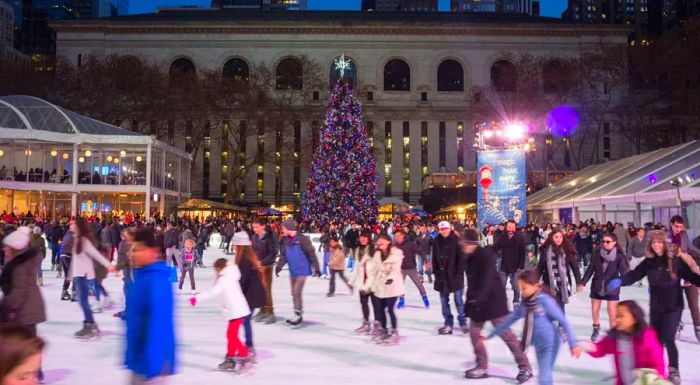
645, 230, 676, 280
376, 234, 393, 261
539, 229, 577, 264
0, 326, 45, 380
235, 244, 264, 283
75, 217, 97, 254
617, 300, 648, 336
357, 234, 375, 259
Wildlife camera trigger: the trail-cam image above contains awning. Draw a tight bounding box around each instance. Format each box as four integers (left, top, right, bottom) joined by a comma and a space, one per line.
177, 198, 248, 213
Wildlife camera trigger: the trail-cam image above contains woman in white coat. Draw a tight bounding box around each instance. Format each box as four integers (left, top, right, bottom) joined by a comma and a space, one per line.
190, 257, 251, 371
350, 229, 376, 334
363, 234, 405, 345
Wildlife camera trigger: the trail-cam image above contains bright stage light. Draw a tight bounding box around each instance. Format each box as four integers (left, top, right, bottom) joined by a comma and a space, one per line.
483, 130, 494, 138
504, 122, 526, 140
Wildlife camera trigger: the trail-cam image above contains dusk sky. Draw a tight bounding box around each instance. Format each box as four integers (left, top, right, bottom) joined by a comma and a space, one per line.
130, 0, 566, 18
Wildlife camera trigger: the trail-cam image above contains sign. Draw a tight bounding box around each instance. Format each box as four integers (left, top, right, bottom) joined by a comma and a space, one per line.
477, 149, 527, 228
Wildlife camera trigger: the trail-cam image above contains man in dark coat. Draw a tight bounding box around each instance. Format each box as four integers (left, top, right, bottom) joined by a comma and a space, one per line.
395, 230, 429, 309
462, 229, 532, 382
251, 219, 278, 324
494, 220, 526, 305
432, 221, 467, 335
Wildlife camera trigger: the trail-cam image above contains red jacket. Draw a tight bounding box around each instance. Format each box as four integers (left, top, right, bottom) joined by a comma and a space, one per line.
588, 327, 665, 385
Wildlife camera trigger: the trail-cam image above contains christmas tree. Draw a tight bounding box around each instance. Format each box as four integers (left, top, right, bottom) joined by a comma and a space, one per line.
301, 78, 378, 226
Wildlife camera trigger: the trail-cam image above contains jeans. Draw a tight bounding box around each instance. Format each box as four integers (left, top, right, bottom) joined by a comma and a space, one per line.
417, 254, 432, 276
290, 276, 307, 312
401, 269, 427, 296
651, 309, 683, 369
440, 289, 466, 327
74, 277, 94, 324
261, 265, 274, 314
684, 285, 700, 327
534, 333, 560, 385
322, 252, 330, 276
178, 264, 195, 291
243, 314, 253, 348
50, 242, 60, 266
503, 272, 520, 303
470, 316, 531, 370
60, 255, 72, 291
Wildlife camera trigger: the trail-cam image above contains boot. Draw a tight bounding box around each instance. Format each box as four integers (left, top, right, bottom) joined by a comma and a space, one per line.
370, 321, 383, 340
74, 323, 99, 339
253, 311, 266, 322
286, 310, 303, 327
695, 326, 700, 343
381, 328, 399, 345
246, 347, 257, 363
372, 327, 388, 343
422, 294, 430, 309
397, 296, 405, 309
61, 289, 71, 301
464, 367, 489, 379
591, 324, 601, 341
217, 356, 236, 371
354, 321, 370, 334
668, 367, 681, 385
263, 312, 277, 324
438, 326, 453, 335
516, 368, 533, 384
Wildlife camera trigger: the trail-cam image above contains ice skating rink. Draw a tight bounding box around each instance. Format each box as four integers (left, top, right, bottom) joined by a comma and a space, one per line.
38, 246, 700, 385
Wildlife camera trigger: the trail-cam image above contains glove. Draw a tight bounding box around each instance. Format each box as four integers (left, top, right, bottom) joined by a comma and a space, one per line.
607, 278, 622, 291
188, 297, 197, 307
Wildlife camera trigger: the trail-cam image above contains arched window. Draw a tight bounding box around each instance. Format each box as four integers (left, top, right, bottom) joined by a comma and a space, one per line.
114, 56, 143, 91
543, 60, 572, 93
490, 60, 516, 92
275, 58, 303, 90
223, 58, 249, 83
383, 59, 410, 91
169, 58, 196, 84
329, 57, 357, 89
437, 59, 464, 92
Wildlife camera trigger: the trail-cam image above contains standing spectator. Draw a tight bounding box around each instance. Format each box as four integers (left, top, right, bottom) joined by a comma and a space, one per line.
573, 224, 594, 268
494, 220, 526, 306
125, 229, 176, 385
537, 230, 584, 312
415, 225, 433, 283
163, 222, 180, 267
251, 219, 278, 324
627, 227, 648, 274
462, 229, 532, 382
394, 229, 429, 309
613, 223, 629, 252
433, 221, 468, 335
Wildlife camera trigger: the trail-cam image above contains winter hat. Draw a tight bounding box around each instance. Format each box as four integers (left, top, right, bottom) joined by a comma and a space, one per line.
360, 229, 373, 239
437, 221, 451, 230
231, 231, 252, 246
281, 219, 298, 232
32, 226, 42, 235
462, 229, 480, 245
648, 230, 668, 246
3, 226, 31, 250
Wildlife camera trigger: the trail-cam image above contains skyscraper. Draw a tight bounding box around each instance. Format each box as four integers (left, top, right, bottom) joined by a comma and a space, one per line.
561, 0, 666, 38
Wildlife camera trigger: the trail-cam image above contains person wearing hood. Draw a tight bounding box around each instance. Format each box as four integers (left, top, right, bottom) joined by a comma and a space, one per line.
432, 221, 468, 335
0, 226, 47, 382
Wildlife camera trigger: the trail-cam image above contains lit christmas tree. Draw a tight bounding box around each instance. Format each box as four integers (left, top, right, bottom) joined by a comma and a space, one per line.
301, 57, 378, 226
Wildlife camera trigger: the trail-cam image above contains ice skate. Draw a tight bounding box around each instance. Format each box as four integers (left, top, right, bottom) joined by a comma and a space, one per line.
354, 321, 371, 334
246, 347, 257, 363
380, 329, 399, 345
217, 356, 236, 371
464, 367, 489, 379
74, 323, 100, 341
262, 312, 277, 324
234, 357, 253, 375
285, 310, 303, 328
591, 324, 600, 341
668, 367, 681, 385
516, 368, 533, 383
372, 327, 387, 343
438, 326, 453, 335
253, 311, 266, 322
61, 290, 71, 301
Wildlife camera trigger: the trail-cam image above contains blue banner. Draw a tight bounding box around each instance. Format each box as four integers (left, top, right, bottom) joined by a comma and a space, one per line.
477, 149, 527, 229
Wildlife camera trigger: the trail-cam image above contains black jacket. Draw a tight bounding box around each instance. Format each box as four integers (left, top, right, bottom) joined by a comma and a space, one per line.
49, 225, 64, 244
396, 239, 417, 270
163, 228, 180, 249
415, 233, 432, 255
252, 232, 278, 266
432, 232, 466, 293
494, 232, 526, 273
464, 246, 509, 322
343, 228, 359, 249
621, 254, 700, 312
582, 248, 629, 298
239, 257, 266, 309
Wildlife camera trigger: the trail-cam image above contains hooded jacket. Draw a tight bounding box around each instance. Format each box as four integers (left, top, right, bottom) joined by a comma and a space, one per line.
196, 263, 251, 320
363, 247, 405, 299
0, 247, 46, 325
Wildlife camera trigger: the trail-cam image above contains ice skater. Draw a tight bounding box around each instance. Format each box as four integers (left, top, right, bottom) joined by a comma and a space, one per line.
326, 238, 353, 297
351, 229, 376, 334
176, 238, 199, 294
190, 258, 251, 372
393, 229, 429, 309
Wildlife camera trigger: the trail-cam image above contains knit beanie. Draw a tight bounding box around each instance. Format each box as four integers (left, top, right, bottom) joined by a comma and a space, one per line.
3, 226, 31, 250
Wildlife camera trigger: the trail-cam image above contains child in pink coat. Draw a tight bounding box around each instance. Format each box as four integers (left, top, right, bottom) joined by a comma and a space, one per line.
584, 300, 666, 385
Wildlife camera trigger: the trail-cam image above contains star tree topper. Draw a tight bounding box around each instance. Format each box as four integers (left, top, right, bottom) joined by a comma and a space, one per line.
334, 55, 352, 78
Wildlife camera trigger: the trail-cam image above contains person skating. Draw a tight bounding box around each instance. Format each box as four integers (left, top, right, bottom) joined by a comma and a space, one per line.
126, 229, 176, 385
350, 229, 376, 334
59, 224, 75, 301
176, 238, 199, 294
666, 215, 700, 343
608, 230, 700, 385
583, 300, 666, 385
363, 234, 405, 345
537, 230, 584, 313
189, 257, 251, 371
251, 219, 278, 324
275, 219, 320, 327
326, 238, 353, 297
485, 270, 582, 385
394, 229, 429, 309
461, 229, 532, 383
433, 221, 468, 335
415, 225, 433, 283
494, 220, 527, 306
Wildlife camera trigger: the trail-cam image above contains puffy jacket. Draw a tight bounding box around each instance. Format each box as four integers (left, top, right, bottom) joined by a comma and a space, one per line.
196, 263, 250, 320
0, 247, 46, 325
588, 327, 665, 385
396, 239, 418, 270
277, 233, 320, 277
252, 232, 278, 266
328, 248, 346, 271
125, 262, 176, 380
363, 248, 405, 299
350, 245, 373, 288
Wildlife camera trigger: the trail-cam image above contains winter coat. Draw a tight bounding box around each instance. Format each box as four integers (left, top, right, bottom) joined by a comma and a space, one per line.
573, 231, 593, 258
176, 248, 200, 271
667, 230, 700, 260
464, 246, 509, 322
196, 263, 251, 320
163, 228, 180, 249
29, 234, 45, 259
100, 226, 113, 246
350, 246, 372, 288
277, 233, 320, 277
50, 225, 65, 245
627, 236, 648, 259
415, 233, 432, 255
60, 231, 74, 256
0, 247, 46, 325
537, 245, 583, 290
395, 239, 418, 270
328, 248, 346, 271
69, 237, 111, 280
238, 257, 265, 309
363, 248, 405, 299
252, 232, 278, 266
494, 232, 526, 274
343, 229, 359, 249
621, 253, 700, 312
116, 240, 133, 281
125, 262, 176, 380
588, 327, 665, 385
432, 232, 466, 293
582, 248, 629, 298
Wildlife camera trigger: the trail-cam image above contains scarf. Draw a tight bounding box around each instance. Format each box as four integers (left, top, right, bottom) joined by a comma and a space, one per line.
616, 333, 636, 385
546, 245, 571, 304
600, 247, 617, 272
521, 290, 540, 351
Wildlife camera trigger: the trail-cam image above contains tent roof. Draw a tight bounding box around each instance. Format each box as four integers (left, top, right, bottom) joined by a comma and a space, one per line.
528, 141, 700, 209
378, 197, 409, 207
177, 198, 248, 212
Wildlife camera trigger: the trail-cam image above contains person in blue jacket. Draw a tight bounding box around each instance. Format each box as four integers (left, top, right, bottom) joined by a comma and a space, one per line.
484, 270, 581, 385
275, 219, 320, 327
125, 229, 176, 385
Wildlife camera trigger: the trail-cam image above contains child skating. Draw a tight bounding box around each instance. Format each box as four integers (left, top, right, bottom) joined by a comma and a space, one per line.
177, 238, 199, 294
189, 258, 251, 372
327, 238, 353, 297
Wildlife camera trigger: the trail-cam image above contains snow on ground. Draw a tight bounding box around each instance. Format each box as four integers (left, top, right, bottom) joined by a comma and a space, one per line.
36, 239, 700, 385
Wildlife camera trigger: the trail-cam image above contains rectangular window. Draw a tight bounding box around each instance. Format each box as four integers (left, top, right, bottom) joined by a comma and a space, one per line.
457, 122, 464, 169
385, 121, 392, 196
203, 122, 211, 198
421, 92, 427, 101
313, 91, 319, 100
603, 122, 610, 136
367, 91, 374, 101
421, 121, 428, 175
221, 121, 229, 195
366, 121, 374, 149
439, 121, 446, 169
403, 121, 410, 196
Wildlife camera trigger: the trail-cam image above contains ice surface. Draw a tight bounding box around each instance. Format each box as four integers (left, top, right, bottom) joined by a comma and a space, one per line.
36, 240, 700, 385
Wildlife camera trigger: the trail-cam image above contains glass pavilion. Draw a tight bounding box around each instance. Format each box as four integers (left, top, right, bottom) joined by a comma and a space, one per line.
0, 95, 192, 220
527, 140, 700, 236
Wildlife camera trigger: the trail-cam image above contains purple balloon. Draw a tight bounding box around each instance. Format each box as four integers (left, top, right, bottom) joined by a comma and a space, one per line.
546, 105, 580, 137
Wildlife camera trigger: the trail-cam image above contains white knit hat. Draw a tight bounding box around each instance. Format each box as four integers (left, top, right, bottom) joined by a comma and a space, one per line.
231, 231, 251, 246
3, 226, 31, 250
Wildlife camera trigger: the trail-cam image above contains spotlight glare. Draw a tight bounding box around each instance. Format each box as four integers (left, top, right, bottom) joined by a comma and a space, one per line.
504, 122, 526, 140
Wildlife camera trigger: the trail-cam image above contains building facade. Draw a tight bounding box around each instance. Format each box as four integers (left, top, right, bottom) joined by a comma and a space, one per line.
451, 0, 539, 14
52, 11, 630, 207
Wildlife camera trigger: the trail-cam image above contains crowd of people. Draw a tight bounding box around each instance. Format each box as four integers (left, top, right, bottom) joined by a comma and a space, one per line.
1, 212, 700, 385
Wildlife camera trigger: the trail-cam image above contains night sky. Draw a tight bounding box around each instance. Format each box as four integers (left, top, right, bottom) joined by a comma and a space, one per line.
130, 0, 566, 18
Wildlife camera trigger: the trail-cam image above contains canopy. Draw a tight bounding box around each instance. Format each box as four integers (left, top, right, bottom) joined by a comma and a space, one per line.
177, 198, 248, 213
